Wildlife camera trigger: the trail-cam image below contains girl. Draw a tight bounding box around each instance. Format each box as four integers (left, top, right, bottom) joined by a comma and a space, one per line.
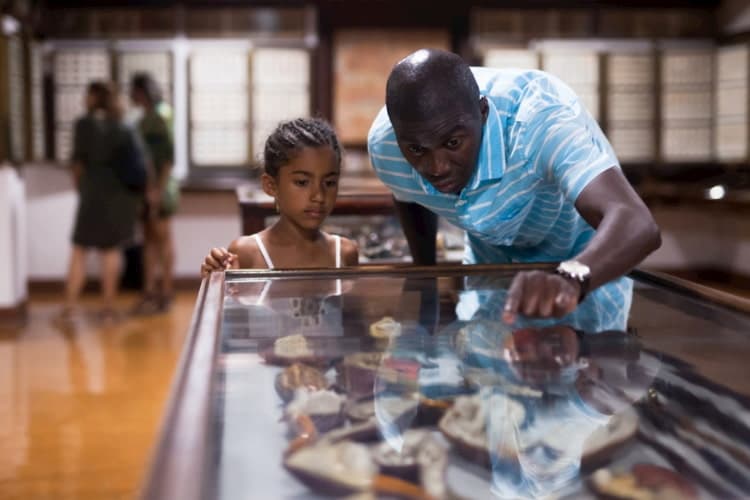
60, 81, 144, 322
130, 72, 179, 314
201, 118, 358, 275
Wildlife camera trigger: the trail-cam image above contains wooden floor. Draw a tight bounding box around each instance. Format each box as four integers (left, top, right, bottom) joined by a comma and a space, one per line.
0, 290, 197, 500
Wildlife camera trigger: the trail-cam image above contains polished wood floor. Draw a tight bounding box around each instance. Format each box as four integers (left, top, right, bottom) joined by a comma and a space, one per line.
0, 291, 196, 500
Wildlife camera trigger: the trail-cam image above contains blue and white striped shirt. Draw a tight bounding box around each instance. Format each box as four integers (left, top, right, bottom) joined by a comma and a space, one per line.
368, 67, 632, 323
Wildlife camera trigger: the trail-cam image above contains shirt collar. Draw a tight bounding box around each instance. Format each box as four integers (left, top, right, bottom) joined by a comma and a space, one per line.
465, 95, 506, 191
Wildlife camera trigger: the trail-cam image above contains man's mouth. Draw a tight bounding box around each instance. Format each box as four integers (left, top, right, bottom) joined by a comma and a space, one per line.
431, 177, 457, 193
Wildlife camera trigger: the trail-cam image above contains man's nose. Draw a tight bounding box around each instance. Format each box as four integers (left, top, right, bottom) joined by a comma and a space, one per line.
428, 152, 450, 177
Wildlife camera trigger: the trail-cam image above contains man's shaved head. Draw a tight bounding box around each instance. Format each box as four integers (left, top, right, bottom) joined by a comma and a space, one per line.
386, 49, 480, 124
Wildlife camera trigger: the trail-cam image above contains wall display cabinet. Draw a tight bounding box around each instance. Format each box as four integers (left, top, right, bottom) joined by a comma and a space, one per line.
606, 49, 656, 163
189, 49, 250, 166
714, 44, 749, 162
333, 30, 450, 145
251, 48, 311, 161
660, 46, 714, 162
6, 36, 25, 163
541, 47, 601, 121
29, 43, 45, 161
52, 48, 111, 162
482, 48, 539, 70
0, 33, 27, 163
189, 46, 312, 169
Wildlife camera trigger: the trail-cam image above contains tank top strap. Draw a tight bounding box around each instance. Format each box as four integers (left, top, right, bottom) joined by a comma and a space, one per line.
335, 235, 341, 268
253, 234, 274, 269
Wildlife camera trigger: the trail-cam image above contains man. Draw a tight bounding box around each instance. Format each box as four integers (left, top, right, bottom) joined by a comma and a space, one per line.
368, 49, 660, 325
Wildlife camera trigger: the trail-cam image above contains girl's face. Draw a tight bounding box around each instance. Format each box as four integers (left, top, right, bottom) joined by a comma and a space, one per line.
262, 145, 340, 231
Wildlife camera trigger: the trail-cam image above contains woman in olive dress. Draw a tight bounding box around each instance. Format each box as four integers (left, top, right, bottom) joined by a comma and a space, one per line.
60, 81, 144, 321
130, 72, 179, 314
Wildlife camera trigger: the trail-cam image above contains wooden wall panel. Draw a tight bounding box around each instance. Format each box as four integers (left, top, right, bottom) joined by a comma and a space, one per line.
333, 30, 449, 145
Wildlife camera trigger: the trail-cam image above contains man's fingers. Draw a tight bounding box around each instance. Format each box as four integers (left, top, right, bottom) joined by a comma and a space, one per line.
503, 274, 525, 324
539, 278, 558, 317
553, 279, 579, 316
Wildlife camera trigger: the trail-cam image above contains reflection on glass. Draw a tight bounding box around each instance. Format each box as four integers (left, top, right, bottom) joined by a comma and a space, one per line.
208, 270, 750, 499
374, 304, 657, 499
457, 274, 633, 333
223, 278, 348, 347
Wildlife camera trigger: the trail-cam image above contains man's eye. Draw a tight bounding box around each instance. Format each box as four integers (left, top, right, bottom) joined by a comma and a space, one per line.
407, 145, 425, 156
445, 138, 461, 149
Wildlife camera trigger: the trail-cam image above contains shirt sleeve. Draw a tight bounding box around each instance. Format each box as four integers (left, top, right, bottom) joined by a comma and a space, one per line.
521, 76, 620, 204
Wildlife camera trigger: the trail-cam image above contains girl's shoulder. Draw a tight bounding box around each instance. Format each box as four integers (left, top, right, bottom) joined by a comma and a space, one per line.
229, 233, 266, 268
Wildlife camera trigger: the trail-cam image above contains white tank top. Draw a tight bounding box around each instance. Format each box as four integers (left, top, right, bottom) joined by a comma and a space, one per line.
253, 234, 342, 269
250, 234, 344, 337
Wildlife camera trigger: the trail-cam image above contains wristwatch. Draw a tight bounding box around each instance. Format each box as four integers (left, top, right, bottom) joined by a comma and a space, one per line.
556, 259, 591, 303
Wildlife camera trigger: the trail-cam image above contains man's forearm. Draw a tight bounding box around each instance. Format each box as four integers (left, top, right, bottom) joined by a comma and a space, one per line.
393, 197, 437, 265
572, 168, 661, 291
575, 204, 661, 291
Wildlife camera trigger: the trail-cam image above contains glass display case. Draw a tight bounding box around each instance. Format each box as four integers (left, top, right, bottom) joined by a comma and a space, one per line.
142, 264, 750, 500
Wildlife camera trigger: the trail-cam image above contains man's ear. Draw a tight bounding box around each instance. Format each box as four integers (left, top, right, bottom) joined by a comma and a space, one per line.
261, 173, 277, 198
479, 96, 489, 124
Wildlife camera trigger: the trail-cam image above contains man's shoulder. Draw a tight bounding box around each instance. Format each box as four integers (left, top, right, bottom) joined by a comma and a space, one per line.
367, 106, 395, 150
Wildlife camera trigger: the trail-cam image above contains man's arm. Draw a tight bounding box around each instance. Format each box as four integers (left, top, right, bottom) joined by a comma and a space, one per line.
572, 167, 661, 291
503, 167, 660, 322
393, 197, 438, 265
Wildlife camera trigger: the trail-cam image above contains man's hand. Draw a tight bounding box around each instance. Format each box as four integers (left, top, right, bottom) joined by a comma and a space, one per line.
502, 270, 580, 324
200, 247, 239, 278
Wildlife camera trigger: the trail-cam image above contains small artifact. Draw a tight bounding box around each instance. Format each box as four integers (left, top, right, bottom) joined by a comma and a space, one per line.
286, 388, 346, 434
274, 363, 329, 402
589, 463, 698, 500
369, 316, 402, 343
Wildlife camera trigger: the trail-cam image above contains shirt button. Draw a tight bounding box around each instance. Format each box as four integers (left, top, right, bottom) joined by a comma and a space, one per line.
456, 199, 466, 206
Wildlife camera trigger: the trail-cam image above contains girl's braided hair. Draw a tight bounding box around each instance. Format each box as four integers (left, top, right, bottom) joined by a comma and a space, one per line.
263, 117, 342, 177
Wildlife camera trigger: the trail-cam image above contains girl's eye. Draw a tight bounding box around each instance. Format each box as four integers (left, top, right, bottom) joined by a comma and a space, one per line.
293, 179, 309, 187
325, 179, 338, 188
445, 138, 462, 149
407, 144, 426, 156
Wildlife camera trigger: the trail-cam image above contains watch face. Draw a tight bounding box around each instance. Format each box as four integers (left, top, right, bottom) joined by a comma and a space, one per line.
560, 260, 591, 278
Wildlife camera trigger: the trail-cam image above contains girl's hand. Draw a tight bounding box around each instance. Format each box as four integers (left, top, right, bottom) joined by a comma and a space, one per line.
200, 247, 239, 278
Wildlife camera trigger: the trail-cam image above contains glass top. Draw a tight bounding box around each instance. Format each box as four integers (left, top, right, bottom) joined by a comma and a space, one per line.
211, 268, 750, 499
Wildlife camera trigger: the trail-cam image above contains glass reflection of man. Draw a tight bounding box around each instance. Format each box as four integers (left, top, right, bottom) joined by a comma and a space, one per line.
483, 326, 658, 499
374, 286, 658, 499
456, 273, 629, 333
